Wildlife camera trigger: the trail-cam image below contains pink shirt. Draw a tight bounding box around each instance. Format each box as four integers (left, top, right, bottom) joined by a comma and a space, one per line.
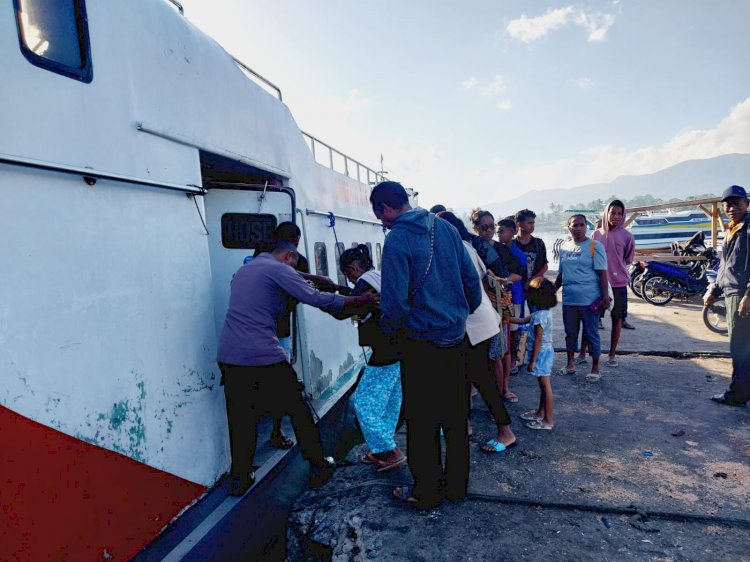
592, 205, 635, 288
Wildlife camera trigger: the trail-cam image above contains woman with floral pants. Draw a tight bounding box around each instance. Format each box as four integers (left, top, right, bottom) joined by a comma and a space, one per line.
340, 245, 406, 471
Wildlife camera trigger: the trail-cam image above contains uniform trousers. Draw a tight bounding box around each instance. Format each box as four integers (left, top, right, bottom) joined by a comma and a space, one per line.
724, 295, 750, 404
219, 361, 324, 480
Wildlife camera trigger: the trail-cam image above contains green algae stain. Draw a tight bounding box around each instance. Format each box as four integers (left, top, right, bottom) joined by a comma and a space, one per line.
109, 401, 130, 430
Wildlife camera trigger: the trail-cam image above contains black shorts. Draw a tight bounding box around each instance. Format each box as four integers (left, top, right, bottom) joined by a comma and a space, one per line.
611, 286, 628, 320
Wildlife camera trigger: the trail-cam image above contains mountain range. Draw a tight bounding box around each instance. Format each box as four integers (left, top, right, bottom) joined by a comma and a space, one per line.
477, 153, 750, 219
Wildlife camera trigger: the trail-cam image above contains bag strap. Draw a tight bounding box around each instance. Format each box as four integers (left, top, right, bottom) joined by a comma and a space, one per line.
590, 238, 595, 257
409, 214, 435, 301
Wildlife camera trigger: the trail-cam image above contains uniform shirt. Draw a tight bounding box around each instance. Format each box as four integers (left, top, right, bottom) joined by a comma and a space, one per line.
217, 253, 344, 366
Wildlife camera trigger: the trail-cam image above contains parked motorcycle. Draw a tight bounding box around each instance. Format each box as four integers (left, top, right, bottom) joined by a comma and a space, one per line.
630, 231, 711, 300
640, 247, 720, 306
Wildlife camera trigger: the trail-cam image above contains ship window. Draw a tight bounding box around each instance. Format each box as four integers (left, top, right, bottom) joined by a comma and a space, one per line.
335, 242, 348, 286
375, 243, 382, 270
314, 243, 328, 276
220, 213, 277, 249
14, 0, 93, 83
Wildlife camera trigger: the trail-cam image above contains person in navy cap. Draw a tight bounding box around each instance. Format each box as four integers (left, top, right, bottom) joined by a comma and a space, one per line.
705, 185, 750, 406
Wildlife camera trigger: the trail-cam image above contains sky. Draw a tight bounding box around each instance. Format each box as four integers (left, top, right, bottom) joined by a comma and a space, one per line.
179, 0, 750, 210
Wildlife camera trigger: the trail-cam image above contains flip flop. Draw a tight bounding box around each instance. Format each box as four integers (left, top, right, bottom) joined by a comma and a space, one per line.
525, 420, 553, 430
556, 368, 576, 376
585, 373, 602, 383
361, 452, 381, 464
574, 357, 588, 365
520, 410, 543, 421
622, 322, 636, 330
503, 392, 519, 403
605, 359, 619, 368
376, 455, 407, 472
482, 439, 517, 453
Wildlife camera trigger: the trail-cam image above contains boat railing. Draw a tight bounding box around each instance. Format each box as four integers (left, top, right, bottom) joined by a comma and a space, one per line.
165, 0, 184, 15
301, 131, 387, 186
231, 57, 284, 101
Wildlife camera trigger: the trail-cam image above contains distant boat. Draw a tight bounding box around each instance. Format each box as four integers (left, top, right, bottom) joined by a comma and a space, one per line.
553, 209, 721, 259
629, 210, 718, 250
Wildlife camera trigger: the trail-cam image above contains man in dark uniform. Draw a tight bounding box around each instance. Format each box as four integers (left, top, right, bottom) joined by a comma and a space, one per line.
218, 241, 376, 495
705, 185, 750, 406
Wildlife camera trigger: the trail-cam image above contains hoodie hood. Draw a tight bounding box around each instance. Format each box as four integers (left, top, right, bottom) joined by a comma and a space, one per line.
391, 207, 432, 234
601, 202, 627, 234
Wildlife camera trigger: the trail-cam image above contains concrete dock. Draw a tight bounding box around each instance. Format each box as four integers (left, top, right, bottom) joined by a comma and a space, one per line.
285, 295, 750, 561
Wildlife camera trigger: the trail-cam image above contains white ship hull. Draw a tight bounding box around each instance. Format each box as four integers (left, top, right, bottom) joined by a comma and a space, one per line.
1, 2, 389, 557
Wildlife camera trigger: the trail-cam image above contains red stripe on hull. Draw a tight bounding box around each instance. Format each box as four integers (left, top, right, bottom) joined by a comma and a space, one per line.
0, 405, 207, 560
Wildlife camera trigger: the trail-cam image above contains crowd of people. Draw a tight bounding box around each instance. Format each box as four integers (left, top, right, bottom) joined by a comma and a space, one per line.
215, 180, 750, 508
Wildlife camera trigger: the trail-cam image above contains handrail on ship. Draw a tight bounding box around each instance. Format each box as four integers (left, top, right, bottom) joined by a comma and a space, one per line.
228, 62, 384, 186
228, 60, 385, 186
301, 131, 387, 186
231, 57, 284, 102
165, 0, 184, 14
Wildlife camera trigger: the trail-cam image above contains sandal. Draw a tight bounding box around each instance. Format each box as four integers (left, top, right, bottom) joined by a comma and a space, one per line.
392, 486, 436, 509
376, 455, 407, 472
574, 357, 588, 365
361, 452, 380, 464
269, 433, 294, 449
605, 359, 618, 368
503, 392, 519, 403
482, 439, 517, 453
556, 367, 576, 376
520, 410, 543, 421
525, 420, 553, 430
585, 373, 601, 383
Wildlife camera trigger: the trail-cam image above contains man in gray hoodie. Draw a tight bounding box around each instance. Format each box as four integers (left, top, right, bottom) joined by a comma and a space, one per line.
371, 182, 482, 509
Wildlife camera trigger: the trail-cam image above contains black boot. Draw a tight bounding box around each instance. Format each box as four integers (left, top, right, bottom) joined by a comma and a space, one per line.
229, 471, 256, 496
309, 457, 335, 488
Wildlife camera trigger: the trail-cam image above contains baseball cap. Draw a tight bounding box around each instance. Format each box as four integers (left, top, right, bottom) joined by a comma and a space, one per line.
721, 185, 747, 201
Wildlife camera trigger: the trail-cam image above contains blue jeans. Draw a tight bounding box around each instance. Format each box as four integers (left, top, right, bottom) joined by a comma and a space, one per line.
563, 305, 601, 358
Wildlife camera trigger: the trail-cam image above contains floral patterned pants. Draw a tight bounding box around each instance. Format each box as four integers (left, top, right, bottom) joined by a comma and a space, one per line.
352, 362, 402, 454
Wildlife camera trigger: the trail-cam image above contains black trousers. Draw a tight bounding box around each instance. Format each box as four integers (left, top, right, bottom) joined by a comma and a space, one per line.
219, 362, 324, 479
466, 337, 511, 429
725, 295, 750, 403
400, 338, 469, 506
